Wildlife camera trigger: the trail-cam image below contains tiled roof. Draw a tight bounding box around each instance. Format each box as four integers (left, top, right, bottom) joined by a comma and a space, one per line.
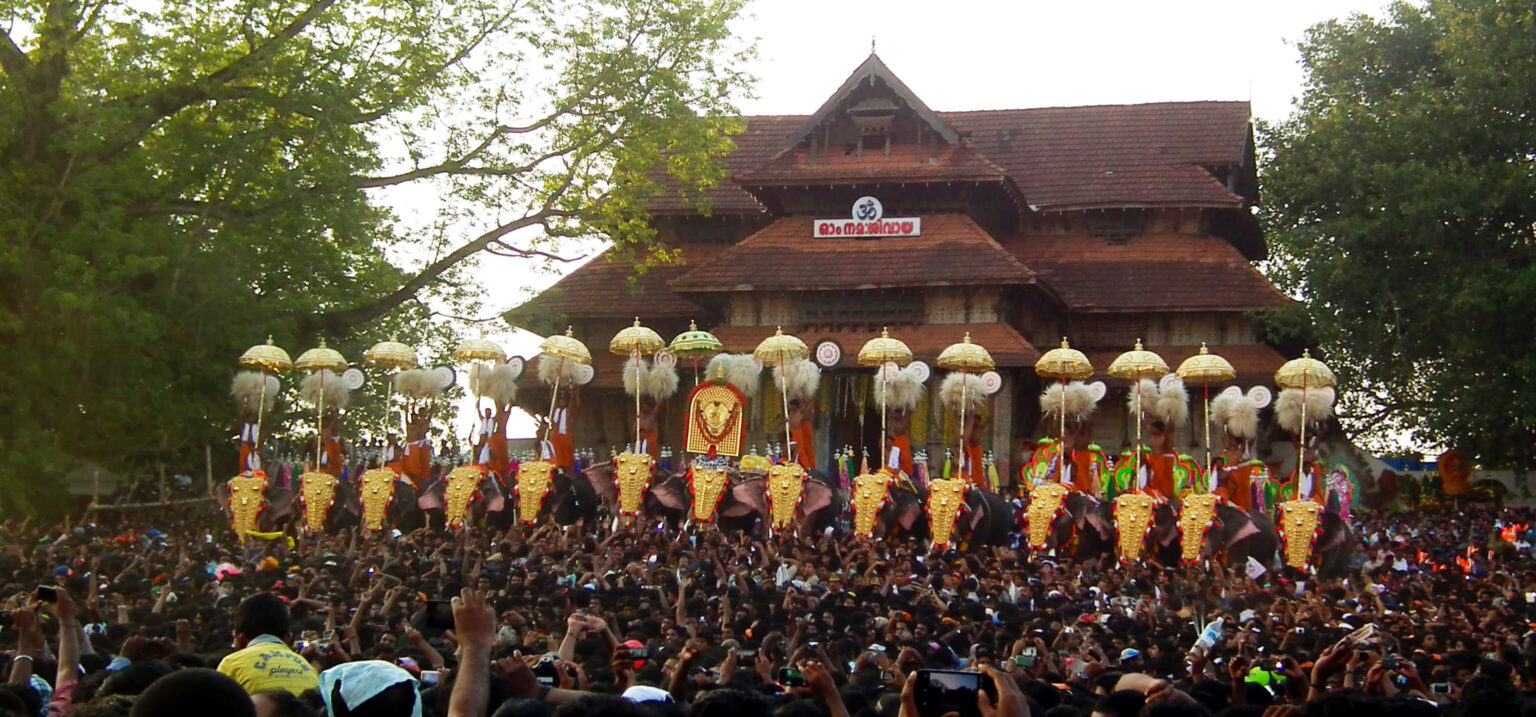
670, 215, 1034, 292
521, 245, 725, 319
736, 142, 1009, 187
1085, 344, 1287, 384
1002, 235, 1291, 312
945, 103, 1251, 210
648, 102, 1251, 214
708, 323, 1041, 368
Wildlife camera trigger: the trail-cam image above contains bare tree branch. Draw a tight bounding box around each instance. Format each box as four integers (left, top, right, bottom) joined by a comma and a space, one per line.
486, 240, 586, 262
306, 210, 555, 331
94, 0, 340, 161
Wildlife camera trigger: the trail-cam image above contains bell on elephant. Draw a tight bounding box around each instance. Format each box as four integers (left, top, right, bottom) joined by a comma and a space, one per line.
1178, 493, 1222, 564
1279, 500, 1323, 570
926, 477, 969, 549
1024, 483, 1070, 551
297, 471, 337, 534
357, 468, 398, 531
515, 461, 556, 525
851, 471, 893, 538
443, 465, 484, 530
766, 463, 806, 532
1113, 492, 1157, 562
226, 473, 268, 541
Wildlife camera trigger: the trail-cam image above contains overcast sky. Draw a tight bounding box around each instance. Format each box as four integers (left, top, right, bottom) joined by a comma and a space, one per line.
470, 0, 1398, 439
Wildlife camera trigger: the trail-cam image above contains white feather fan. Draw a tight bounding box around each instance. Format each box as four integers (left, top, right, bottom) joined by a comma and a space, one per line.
1154, 378, 1189, 427
393, 368, 445, 400
706, 353, 761, 399
1274, 388, 1334, 435
773, 359, 821, 402
1039, 381, 1097, 422
230, 371, 279, 412
536, 353, 584, 386
622, 356, 681, 400
1215, 393, 1260, 440
873, 365, 926, 411
300, 370, 350, 410
939, 372, 988, 414
472, 362, 519, 406
1126, 378, 1160, 420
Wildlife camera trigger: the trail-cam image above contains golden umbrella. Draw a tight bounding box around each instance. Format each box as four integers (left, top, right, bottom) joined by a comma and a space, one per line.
1274, 349, 1336, 459
755, 327, 809, 464
1034, 337, 1093, 444
858, 327, 914, 472
453, 337, 505, 461
238, 336, 293, 471
610, 318, 666, 454
294, 339, 349, 473
670, 320, 723, 386
1176, 342, 1236, 479
1107, 339, 1168, 490
937, 333, 995, 480
364, 336, 418, 442
536, 327, 592, 453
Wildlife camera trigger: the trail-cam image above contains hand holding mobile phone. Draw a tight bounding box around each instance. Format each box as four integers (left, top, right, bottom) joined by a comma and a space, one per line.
34, 586, 58, 604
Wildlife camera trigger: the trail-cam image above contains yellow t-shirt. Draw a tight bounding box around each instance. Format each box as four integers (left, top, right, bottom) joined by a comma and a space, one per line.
216, 635, 319, 695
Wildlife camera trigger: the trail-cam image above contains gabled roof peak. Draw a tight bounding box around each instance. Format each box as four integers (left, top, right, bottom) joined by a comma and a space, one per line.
785, 53, 960, 150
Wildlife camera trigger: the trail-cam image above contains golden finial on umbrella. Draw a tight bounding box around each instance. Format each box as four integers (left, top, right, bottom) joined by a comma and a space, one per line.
1108, 339, 1167, 490
1177, 342, 1236, 479
241, 336, 294, 373
859, 328, 913, 473
364, 336, 418, 371
755, 327, 809, 467
539, 326, 592, 365
1034, 337, 1093, 442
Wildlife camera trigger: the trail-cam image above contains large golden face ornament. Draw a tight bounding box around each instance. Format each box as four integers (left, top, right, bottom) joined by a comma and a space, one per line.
1025, 483, 1070, 550
926, 478, 968, 548
515, 460, 555, 524
358, 468, 398, 531
851, 471, 892, 537
689, 467, 730, 522
686, 384, 745, 457
1279, 500, 1323, 569
614, 452, 653, 515
766, 463, 806, 531
227, 473, 268, 539
1113, 493, 1157, 562
298, 471, 337, 534
1179, 493, 1221, 563
444, 466, 483, 530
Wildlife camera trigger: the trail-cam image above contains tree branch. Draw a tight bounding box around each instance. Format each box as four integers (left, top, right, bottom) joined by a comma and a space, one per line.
304, 211, 554, 331
486, 241, 585, 263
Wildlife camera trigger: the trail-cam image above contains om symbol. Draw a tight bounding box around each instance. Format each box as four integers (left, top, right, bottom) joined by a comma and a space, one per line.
853, 196, 882, 221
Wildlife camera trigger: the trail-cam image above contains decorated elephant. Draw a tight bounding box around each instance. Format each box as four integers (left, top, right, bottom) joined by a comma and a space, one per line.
417, 467, 512, 530
1173, 496, 1279, 568
923, 480, 1013, 551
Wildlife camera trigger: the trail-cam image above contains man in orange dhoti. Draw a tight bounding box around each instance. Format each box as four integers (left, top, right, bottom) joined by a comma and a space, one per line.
1209, 390, 1271, 512
1022, 381, 1109, 497
873, 364, 926, 479
775, 359, 821, 471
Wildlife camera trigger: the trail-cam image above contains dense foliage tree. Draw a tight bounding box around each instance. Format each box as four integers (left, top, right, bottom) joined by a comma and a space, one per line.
1261, 0, 1536, 470
0, 0, 750, 513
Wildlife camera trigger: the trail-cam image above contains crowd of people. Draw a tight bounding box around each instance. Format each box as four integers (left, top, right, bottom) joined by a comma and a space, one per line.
1, 502, 1533, 717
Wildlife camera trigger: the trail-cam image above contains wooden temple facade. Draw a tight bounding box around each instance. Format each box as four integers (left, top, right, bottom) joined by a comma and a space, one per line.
516, 54, 1292, 483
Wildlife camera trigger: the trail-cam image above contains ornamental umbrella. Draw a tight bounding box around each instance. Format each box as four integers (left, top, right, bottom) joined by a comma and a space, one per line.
858, 328, 914, 471
1033, 337, 1093, 442
1176, 343, 1236, 478
755, 327, 809, 464
238, 336, 293, 471
1107, 339, 1168, 488
364, 336, 418, 440
1274, 350, 1335, 459
937, 333, 994, 479
670, 320, 723, 387
294, 339, 349, 473
610, 318, 666, 453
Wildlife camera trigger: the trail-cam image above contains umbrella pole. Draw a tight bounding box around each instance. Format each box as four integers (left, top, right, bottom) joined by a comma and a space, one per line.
314, 371, 326, 472
254, 370, 269, 471
634, 350, 642, 453
780, 350, 792, 464
879, 364, 887, 472
1299, 374, 1308, 497
1203, 381, 1212, 489
541, 359, 565, 453
1133, 373, 1143, 491
958, 371, 968, 481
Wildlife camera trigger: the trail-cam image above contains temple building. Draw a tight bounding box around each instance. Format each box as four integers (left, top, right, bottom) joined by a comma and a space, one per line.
515, 54, 1292, 481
